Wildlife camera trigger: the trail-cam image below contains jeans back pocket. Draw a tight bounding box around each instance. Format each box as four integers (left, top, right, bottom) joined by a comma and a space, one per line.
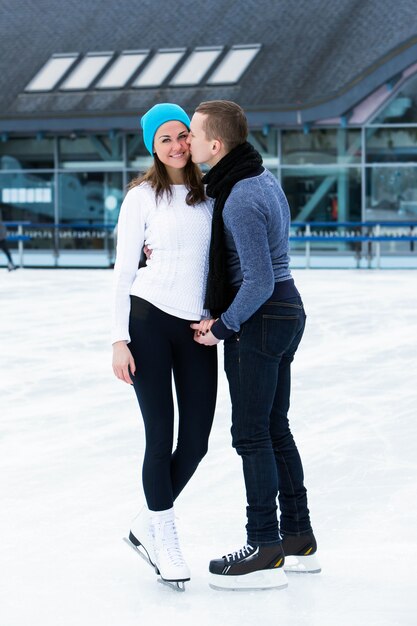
261, 306, 303, 357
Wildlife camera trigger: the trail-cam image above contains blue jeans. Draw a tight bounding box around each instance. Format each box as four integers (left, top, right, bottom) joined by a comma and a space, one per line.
224, 296, 312, 545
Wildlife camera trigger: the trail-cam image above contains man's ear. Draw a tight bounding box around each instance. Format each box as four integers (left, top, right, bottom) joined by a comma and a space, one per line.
211, 139, 223, 156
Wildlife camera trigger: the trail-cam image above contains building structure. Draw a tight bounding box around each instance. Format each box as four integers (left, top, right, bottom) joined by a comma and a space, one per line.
1, 0, 417, 266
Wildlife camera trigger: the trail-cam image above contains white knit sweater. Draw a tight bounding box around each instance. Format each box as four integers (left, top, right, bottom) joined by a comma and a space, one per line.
112, 182, 212, 344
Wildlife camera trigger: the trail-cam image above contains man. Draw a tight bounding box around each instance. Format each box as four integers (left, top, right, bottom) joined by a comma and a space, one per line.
188, 101, 320, 591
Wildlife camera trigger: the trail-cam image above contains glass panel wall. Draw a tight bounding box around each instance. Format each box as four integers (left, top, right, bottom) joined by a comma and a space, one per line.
368, 74, 417, 246
366, 127, 417, 163
281, 167, 361, 223
0, 171, 54, 223
58, 171, 123, 223
56, 134, 124, 261
58, 133, 124, 168
365, 165, 417, 221
127, 133, 153, 173
248, 129, 278, 170
282, 129, 361, 165
2, 81, 417, 267
57, 171, 122, 251
0, 136, 54, 169
0, 171, 55, 251
373, 72, 417, 124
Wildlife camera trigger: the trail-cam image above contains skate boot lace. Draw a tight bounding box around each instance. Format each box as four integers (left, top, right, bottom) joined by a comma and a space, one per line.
225, 544, 254, 563
163, 520, 186, 566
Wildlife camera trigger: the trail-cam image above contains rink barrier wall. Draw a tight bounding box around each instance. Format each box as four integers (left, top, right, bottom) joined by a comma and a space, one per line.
3, 221, 417, 270
291, 221, 417, 269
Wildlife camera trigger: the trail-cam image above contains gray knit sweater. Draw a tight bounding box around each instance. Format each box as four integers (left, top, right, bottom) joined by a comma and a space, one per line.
211, 169, 294, 338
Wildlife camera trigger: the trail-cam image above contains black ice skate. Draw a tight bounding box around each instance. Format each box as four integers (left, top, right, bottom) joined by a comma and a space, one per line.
209, 543, 288, 591
282, 532, 321, 573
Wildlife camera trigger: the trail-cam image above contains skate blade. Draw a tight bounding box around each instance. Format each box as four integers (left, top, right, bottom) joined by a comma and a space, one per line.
209, 567, 288, 591
157, 578, 187, 592
123, 536, 155, 568
283, 554, 321, 574
124, 538, 189, 591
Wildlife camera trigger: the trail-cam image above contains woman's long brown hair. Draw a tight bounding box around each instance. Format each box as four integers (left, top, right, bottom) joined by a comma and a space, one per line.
129, 153, 205, 206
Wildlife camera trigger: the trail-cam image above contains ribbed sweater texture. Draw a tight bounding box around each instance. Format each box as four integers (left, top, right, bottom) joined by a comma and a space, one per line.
212, 169, 294, 338
112, 183, 212, 344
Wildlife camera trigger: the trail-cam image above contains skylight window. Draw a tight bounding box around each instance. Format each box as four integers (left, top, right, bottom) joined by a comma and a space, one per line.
133, 49, 185, 87
24, 54, 79, 91
170, 47, 223, 86
207, 44, 261, 84
23, 44, 261, 94
96, 51, 149, 89
60, 53, 113, 90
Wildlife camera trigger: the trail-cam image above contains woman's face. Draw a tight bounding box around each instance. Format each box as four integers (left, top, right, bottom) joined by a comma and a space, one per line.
153, 121, 190, 174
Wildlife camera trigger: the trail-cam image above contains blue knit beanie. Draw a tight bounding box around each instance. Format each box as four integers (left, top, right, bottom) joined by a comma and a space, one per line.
140, 103, 191, 155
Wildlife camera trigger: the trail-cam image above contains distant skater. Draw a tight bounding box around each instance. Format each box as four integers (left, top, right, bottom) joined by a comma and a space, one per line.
0, 214, 17, 271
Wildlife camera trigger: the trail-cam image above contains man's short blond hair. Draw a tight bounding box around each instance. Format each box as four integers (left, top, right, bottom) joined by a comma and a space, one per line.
195, 100, 248, 151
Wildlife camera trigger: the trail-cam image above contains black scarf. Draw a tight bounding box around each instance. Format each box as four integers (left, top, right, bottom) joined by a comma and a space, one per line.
203, 141, 264, 317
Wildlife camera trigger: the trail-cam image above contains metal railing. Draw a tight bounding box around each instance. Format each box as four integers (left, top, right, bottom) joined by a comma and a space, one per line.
290, 221, 417, 268
5, 222, 115, 267
4, 220, 417, 269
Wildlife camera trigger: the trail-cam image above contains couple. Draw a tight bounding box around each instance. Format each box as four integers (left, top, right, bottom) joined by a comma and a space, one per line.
112, 100, 320, 591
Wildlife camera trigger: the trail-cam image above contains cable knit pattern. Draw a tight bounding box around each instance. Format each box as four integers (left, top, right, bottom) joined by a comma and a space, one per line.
112, 182, 212, 344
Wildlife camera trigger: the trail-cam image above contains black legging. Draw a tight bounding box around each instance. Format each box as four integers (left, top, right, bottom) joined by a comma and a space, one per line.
0, 240, 13, 264
128, 296, 218, 511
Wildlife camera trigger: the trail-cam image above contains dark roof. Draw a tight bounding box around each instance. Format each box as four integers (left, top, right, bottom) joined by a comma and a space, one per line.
1, 0, 417, 132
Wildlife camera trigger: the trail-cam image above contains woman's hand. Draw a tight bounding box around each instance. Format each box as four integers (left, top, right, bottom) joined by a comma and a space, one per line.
112, 341, 136, 384
190, 318, 217, 336
190, 319, 220, 346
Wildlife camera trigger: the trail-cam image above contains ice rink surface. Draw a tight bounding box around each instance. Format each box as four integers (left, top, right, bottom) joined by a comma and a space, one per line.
1, 268, 416, 626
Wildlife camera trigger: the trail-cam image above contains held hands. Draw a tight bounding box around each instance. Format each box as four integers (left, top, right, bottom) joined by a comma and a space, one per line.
112, 341, 136, 384
141, 245, 217, 349
190, 319, 220, 346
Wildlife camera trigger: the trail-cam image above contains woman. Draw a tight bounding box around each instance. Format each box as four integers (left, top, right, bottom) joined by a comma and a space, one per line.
112, 103, 217, 589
